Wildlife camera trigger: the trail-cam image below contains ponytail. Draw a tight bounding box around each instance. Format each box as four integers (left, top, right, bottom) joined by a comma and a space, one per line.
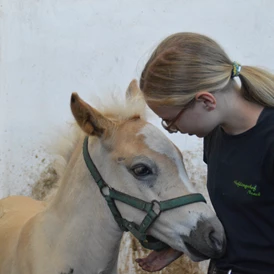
239, 66, 274, 107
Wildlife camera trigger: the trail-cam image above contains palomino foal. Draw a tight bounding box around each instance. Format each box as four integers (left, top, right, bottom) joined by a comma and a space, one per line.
0, 80, 226, 274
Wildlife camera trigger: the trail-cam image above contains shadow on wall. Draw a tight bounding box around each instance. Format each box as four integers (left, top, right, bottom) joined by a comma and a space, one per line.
31, 148, 209, 274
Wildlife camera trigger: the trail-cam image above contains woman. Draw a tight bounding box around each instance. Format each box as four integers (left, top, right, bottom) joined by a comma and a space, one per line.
136, 32, 274, 274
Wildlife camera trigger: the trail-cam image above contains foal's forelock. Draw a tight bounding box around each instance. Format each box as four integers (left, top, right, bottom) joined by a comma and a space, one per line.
96, 94, 146, 122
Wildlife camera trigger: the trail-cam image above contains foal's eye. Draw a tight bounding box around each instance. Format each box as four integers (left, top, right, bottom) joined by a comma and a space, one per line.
131, 164, 152, 177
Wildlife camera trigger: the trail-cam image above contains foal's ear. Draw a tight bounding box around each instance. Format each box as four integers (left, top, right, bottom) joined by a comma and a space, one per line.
126, 79, 142, 101
125, 79, 146, 112
70, 93, 114, 137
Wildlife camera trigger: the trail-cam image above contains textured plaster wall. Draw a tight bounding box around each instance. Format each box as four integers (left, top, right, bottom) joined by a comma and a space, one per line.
0, 0, 274, 198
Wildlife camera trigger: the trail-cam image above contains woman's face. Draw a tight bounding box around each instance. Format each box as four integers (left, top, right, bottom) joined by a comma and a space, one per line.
148, 94, 221, 138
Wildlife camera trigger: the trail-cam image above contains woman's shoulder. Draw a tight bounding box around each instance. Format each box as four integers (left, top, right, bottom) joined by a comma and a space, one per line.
258, 107, 274, 123
257, 107, 274, 139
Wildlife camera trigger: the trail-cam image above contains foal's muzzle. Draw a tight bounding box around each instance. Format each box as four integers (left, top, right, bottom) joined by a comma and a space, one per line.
182, 217, 226, 259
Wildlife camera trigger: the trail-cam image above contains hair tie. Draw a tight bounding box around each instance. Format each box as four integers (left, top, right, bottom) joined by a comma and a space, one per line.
231, 61, 242, 78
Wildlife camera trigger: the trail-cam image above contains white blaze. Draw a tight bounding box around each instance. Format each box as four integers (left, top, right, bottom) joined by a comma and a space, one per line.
137, 124, 195, 192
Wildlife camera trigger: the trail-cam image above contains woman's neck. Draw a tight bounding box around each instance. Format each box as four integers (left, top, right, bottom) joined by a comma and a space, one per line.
219, 89, 264, 135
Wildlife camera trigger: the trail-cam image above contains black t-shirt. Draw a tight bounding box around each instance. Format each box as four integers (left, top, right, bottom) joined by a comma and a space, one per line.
204, 107, 274, 274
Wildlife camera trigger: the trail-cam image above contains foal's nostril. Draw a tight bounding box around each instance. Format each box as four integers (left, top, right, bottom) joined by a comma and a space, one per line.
209, 230, 222, 251
206, 229, 226, 258
202, 222, 226, 256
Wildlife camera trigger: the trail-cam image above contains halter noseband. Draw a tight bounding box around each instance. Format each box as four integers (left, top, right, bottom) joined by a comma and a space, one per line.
83, 136, 206, 251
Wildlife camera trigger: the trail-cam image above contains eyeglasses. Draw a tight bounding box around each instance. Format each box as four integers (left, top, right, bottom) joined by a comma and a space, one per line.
161, 100, 195, 134
161, 108, 185, 134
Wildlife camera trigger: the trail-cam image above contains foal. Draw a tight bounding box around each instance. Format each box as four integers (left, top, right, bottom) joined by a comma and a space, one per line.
0, 80, 225, 274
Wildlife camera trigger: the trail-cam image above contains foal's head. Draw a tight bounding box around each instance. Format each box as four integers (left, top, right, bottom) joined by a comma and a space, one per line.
70, 80, 226, 261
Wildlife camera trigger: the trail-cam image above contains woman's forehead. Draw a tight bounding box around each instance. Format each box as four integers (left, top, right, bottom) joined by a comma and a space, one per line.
147, 103, 182, 119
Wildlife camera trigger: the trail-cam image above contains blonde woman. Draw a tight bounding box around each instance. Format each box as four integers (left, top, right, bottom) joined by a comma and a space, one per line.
136, 32, 274, 274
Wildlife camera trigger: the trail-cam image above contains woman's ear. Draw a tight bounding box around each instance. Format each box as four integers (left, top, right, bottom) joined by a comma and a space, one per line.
195, 91, 217, 111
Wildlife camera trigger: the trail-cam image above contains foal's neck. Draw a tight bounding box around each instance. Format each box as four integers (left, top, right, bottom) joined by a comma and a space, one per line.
44, 137, 123, 273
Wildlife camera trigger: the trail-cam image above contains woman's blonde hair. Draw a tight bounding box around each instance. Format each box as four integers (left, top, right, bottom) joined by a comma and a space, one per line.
140, 32, 274, 107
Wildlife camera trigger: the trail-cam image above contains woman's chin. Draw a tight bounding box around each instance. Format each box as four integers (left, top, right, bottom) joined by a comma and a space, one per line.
192, 132, 207, 138
180, 131, 204, 138
188, 133, 202, 137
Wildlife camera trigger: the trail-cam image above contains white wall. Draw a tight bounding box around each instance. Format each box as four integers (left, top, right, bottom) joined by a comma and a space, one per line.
1, 0, 274, 198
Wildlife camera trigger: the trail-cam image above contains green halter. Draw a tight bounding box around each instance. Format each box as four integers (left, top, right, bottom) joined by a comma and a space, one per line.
83, 136, 206, 251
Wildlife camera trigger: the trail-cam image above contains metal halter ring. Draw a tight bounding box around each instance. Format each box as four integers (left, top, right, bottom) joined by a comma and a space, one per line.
151, 200, 161, 216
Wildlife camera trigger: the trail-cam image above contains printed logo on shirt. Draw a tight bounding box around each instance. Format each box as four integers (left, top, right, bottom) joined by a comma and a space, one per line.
233, 180, 261, 197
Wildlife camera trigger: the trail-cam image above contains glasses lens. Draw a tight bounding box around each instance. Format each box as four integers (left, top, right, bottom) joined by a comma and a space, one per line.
161, 120, 169, 129
167, 125, 178, 133
161, 120, 178, 133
